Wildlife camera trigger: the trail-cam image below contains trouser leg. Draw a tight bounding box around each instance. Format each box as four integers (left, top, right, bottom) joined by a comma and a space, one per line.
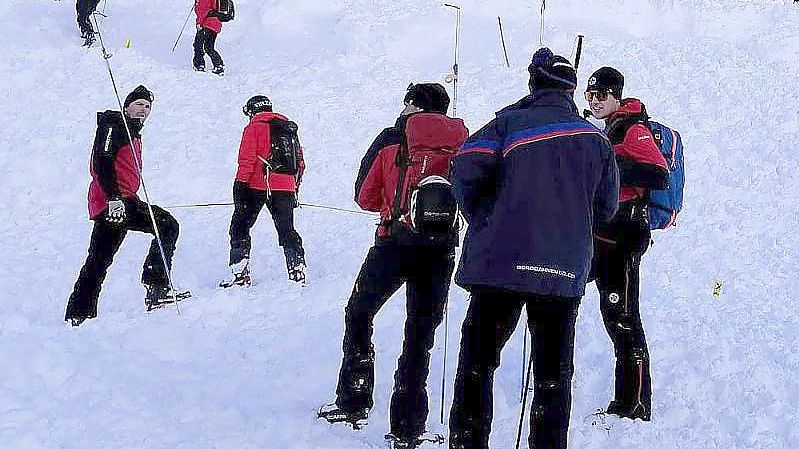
228, 183, 267, 265
390, 248, 455, 439
203, 29, 224, 68
526, 296, 581, 449
120, 199, 180, 287
596, 236, 652, 418
449, 290, 525, 449
193, 28, 206, 69
76, 0, 99, 35
65, 219, 126, 320
335, 245, 405, 412
267, 191, 301, 249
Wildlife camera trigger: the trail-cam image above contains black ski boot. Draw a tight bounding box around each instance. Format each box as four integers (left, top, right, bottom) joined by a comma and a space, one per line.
284, 245, 307, 284
211, 65, 225, 76
318, 403, 369, 430
145, 285, 191, 311
193, 64, 206, 72
386, 433, 445, 448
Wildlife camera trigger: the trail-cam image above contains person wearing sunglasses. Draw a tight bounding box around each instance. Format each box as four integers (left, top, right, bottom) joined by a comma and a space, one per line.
585, 66, 669, 421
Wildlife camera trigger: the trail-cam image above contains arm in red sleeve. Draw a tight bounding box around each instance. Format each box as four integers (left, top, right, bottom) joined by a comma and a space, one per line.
356, 148, 386, 212
235, 124, 258, 183
616, 124, 669, 189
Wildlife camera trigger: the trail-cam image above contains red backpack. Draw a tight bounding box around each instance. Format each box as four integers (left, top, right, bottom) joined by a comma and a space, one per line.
390, 114, 468, 243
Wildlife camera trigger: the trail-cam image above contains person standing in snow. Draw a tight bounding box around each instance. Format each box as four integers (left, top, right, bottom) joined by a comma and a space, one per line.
65, 86, 185, 326
584, 66, 669, 421
193, 0, 225, 75
220, 95, 307, 288
76, 0, 100, 46
319, 83, 468, 448
447, 48, 619, 449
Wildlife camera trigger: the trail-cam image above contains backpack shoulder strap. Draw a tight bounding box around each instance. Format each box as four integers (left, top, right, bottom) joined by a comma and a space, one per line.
390, 144, 410, 223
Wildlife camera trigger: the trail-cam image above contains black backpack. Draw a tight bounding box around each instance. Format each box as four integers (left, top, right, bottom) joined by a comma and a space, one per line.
263, 119, 301, 175
215, 0, 235, 22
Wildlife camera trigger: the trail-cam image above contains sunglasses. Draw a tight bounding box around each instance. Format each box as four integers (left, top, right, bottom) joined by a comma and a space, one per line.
584, 89, 611, 102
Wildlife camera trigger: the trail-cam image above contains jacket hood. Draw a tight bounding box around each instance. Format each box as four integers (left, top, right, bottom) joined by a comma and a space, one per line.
611, 98, 648, 120
405, 113, 469, 151
97, 110, 143, 137
497, 89, 577, 116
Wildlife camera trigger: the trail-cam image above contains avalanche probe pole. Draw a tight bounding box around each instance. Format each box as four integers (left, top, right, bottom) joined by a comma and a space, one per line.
498, 16, 511, 67
538, 0, 546, 46
92, 15, 182, 315
573, 34, 585, 70
515, 337, 534, 449
444, 3, 461, 118
172, 4, 195, 52
439, 3, 461, 426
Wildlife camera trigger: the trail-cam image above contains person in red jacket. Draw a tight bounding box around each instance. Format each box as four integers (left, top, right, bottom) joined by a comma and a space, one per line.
319, 83, 469, 448
585, 67, 669, 421
220, 95, 306, 287
193, 0, 224, 75
65, 86, 185, 326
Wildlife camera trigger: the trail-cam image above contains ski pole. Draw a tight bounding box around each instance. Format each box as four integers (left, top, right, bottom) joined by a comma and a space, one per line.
573, 34, 585, 70
172, 4, 195, 52
164, 201, 379, 217
498, 16, 510, 67
515, 330, 534, 449
444, 3, 461, 118
92, 15, 182, 315
519, 319, 528, 403
439, 298, 450, 425
538, 0, 546, 46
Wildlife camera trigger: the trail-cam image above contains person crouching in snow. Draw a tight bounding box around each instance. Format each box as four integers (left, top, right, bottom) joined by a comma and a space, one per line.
220, 95, 307, 288
65, 85, 186, 326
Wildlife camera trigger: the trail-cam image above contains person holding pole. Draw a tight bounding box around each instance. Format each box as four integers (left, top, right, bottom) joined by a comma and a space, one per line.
447, 48, 619, 449
65, 86, 186, 326
193, 0, 225, 75
319, 83, 468, 449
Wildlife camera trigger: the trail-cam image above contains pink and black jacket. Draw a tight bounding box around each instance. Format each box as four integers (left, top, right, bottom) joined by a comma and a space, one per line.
87, 110, 143, 219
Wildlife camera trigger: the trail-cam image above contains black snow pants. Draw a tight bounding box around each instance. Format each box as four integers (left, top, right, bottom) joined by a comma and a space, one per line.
76, 0, 100, 36
449, 289, 581, 449
335, 243, 456, 440
593, 200, 652, 420
193, 27, 224, 69
228, 182, 302, 265
65, 198, 179, 320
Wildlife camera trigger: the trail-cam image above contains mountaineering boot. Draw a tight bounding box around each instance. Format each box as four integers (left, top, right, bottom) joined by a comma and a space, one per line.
284, 245, 307, 284
144, 285, 191, 311
211, 65, 225, 76
193, 64, 206, 72
219, 258, 251, 288
317, 403, 369, 429
386, 432, 445, 448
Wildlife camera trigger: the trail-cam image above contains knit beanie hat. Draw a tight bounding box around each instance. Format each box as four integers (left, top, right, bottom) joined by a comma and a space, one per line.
404, 83, 450, 114
124, 85, 154, 108
527, 47, 578, 92
586, 67, 624, 99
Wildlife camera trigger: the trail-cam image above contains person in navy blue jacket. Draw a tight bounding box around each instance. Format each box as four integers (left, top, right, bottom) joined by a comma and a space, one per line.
448, 48, 619, 449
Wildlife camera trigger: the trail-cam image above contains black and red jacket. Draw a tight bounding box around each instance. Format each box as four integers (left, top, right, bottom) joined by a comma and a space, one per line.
355, 112, 469, 241
87, 110, 143, 219
235, 111, 305, 193
604, 98, 669, 203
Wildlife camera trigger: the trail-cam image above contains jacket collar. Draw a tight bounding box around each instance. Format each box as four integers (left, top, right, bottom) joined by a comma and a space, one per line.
497, 89, 577, 116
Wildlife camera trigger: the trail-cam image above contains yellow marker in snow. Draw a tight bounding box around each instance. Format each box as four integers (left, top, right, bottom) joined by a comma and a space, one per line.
124, 38, 132, 49
712, 280, 723, 297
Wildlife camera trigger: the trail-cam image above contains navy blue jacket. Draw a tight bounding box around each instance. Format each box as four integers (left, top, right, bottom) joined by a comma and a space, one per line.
453, 90, 619, 298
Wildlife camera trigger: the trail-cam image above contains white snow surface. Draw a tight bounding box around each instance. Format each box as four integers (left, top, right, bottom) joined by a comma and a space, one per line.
1, 0, 798, 448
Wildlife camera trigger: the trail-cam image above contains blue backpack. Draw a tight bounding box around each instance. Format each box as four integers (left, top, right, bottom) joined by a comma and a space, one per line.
646, 121, 684, 230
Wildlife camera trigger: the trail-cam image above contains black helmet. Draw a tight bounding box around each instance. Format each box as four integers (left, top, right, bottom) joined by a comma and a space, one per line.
243, 95, 272, 117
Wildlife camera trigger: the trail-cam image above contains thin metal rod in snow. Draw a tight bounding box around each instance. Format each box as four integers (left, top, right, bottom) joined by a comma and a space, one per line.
520, 320, 528, 403
165, 201, 379, 217
92, 14, 182, 315
445, 3, 461, 118
172, 4, 195, 52
539, 0, 546, 46
573, 35, 585, 70
498, 16, 511, 67
516, 335, 534, 449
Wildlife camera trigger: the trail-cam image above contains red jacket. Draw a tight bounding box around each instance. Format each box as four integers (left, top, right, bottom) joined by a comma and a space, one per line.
235, 112, 305, 192
195, 0, 222, 34
357, 113, 469, 238
606, 99, 668, 203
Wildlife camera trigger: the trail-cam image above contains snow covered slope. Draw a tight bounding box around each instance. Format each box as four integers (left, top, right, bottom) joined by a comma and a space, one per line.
0, 0, 797, 448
